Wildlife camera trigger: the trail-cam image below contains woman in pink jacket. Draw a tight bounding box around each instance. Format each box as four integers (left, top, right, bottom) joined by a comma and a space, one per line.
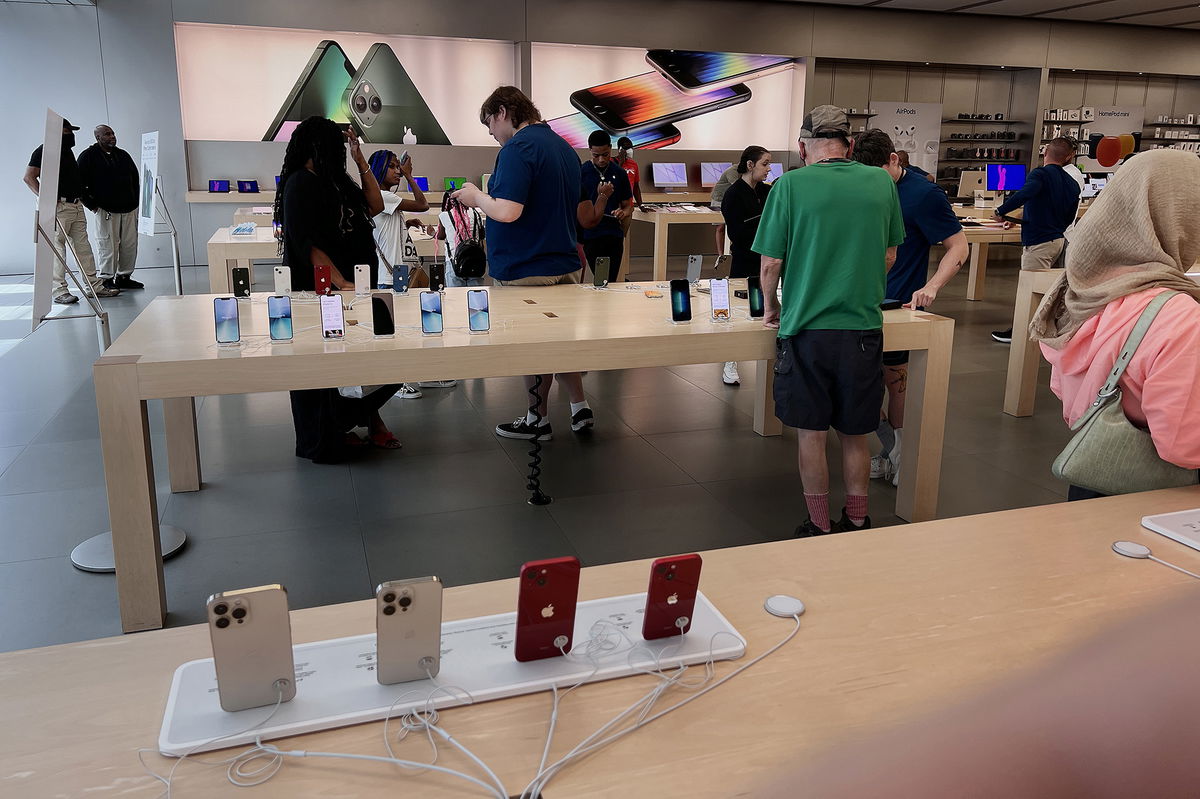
1030, 148, 1200, 500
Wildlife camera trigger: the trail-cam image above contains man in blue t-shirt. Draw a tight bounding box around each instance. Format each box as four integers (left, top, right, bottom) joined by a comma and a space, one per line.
577, 129, 634, 284
453, 86, 595, 439
853, 129, 969, 486
989, 136, 1081, 343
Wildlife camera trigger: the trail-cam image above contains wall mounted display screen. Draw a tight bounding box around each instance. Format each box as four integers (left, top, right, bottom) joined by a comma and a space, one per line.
175, 23, 514, 145
531, 43, 801, 150
986, 163, 1026, 192
700, 162, 732, 187
652, 163, 688, 187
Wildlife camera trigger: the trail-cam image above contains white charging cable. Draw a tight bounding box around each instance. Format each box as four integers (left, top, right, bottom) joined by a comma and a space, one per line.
1112, 540, 1200, 580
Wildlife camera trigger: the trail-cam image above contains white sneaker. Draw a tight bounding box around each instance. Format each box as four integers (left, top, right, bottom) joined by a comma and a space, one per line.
889, 434, 902, 487
870, 454, 894, 481
417, 380, 458, 389
395, 384, 423, 400
721, 362, 740, 386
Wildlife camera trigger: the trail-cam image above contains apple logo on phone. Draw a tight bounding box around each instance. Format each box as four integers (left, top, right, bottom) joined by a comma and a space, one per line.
541, 603, 555, 618
666, 593, 679, 605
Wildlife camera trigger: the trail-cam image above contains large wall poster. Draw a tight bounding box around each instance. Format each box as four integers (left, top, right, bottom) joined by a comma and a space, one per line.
174, 23, 514, 145
138, 131, 158, 236
870, 102, 942, 176
1079, 106, 1145, 172
531, 44, 802, 151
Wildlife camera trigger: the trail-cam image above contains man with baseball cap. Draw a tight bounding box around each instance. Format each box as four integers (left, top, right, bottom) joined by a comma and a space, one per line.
23, 119, 118, 303
752, 105, 904, 536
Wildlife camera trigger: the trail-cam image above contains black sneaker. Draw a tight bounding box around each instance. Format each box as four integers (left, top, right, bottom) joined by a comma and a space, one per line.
836, 508, 872, 532
102, 277, 119, 290
116, 275, 145, 289
570, 407, 594, 433
495, 416, 552, 440
991, 328, 1013, 344
794, 518, 833, 538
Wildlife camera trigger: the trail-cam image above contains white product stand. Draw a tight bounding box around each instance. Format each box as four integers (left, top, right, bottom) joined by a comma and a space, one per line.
160, 591, 743, 756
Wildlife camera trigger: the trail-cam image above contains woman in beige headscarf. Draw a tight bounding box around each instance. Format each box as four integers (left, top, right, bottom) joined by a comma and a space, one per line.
1030, 148, 1200, 499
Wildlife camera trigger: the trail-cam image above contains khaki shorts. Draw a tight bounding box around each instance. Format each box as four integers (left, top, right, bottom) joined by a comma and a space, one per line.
496, 270, 581, 287
1021, 238, 1065, 270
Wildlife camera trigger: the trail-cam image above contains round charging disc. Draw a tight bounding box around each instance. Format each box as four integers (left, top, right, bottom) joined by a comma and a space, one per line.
1113, 541, 1152, 559
764, 595, 806, 618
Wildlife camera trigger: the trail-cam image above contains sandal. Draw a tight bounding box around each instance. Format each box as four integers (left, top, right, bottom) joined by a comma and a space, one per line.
369, 431, 402, 450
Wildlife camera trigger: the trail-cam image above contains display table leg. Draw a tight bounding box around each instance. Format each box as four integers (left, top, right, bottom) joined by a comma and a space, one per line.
966, 241, 989, 301
164, 397, 202, 492
753, 359, 782, 437
617, 230, 632, 283
1003, 270, 1049, 418
895, 317, 953, 522
652, 219, 669, 281
94, 356, 166, 632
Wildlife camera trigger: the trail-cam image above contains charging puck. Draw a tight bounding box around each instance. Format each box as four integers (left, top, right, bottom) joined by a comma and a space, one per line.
764, 595, 806, 618
1113, 541, 1152, 559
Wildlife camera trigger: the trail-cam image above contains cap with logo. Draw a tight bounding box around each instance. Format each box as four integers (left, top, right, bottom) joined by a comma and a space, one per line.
799, 105, 850, 139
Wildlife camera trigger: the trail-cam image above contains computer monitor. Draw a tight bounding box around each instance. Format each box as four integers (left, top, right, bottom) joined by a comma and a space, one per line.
651, 162, 688, 188
766, 163, 784, 182
986, 163, 1027, 192
443, 177, 469, 191
700, 162, 732, 187
411, 176, 429, 192
956, 170, 985, 198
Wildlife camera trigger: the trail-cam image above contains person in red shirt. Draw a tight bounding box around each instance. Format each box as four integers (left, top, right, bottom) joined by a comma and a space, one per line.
614, 136, 642, 247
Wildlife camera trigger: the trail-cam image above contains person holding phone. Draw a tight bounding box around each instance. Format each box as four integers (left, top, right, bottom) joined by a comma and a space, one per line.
577, 129, 634, 284
718, 145, 774, 386
452, 86, 594, 439
852, 129, 968, 487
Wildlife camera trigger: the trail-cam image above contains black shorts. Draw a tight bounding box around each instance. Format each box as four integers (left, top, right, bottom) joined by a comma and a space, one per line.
773, 329, 883, 434
882, 350, 910, 366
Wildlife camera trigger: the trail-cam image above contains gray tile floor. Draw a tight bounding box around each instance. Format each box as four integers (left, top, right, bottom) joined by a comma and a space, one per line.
0, 247, 1072, 651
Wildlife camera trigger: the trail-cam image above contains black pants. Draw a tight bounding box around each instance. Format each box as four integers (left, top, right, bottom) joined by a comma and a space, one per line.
582, 236, 624, 283
1067, 485, 1106, 502
290, 385, 401, 464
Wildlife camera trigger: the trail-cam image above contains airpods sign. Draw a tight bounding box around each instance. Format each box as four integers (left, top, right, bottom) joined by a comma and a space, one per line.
870, 103, 943, 176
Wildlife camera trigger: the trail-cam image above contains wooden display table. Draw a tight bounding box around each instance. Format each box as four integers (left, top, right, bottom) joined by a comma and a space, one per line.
232, 206, 275, 227
1003, 268, 1061, 417
93, 285, 953, 632
629, 206, 725, 281
5, 487, 1200, 797
960, 222, 1023, 301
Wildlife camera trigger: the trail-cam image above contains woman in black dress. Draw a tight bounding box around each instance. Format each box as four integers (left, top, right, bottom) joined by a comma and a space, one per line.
275, 116, 403, 462
718, 145, 773, 385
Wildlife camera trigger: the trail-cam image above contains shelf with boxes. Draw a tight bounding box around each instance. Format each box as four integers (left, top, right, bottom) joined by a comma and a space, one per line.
944, 145, 1021, 161
942, 132, 1020, 142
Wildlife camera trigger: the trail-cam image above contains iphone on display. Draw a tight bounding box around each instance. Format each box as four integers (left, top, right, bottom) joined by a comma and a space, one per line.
232, 266, 251, 299
546, 112, 681, 150
642, 554, 703, 640
267, 295, 293, 342
273, 265, 291, 295
710, 277, 731, 321
371, 292, 395, 337
263, 40, 356, 142
207, 585, 297, 712
419, 291, 443, 335
314, 264, 332, 295
515, 556, 581, 662
214, 297, 240, 344
354, 264, 372, 296
319, 293, 345, 339
344, 43, 450, 145
593, 256, 610, 288
570, 72, 751, 135
467, 289, 490, 333
746, 275, 765, 318
686, 254, 703, 283
669, 279, 692, 323
428, 262, 446, 292
392, 263, 410, 294
645, 50, 794, 94
375, 577, 443, 685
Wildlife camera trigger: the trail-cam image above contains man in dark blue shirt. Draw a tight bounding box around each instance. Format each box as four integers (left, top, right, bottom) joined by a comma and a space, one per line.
853, 128, 969, 486
453, 86, 595, 439
577, 129, 633, 284
989, 137, 1081, 342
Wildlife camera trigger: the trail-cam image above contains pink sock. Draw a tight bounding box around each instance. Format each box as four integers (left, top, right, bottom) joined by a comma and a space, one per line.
804, 493, 831, 532
846, 494, 869, 526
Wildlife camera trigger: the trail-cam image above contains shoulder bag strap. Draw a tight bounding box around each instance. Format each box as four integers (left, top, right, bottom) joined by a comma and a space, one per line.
373, 238, 393, 272
1076, 290, 1178, 425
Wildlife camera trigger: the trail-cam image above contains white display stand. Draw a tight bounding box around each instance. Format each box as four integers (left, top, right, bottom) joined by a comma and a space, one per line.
160, 591, 744, 756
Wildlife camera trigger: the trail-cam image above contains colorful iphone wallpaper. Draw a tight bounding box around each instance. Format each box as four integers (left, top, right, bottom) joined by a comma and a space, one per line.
263, 40, 355, 142
646, 50, 793, 89
214, 298, 239, 343
267, 295, 293, 341
571, 72, 747, 132
546, 113, 681, 150
468, 289, 490, 332
669, 279, 692, 322
420, 291, 443, 334
747, 276, 765, 318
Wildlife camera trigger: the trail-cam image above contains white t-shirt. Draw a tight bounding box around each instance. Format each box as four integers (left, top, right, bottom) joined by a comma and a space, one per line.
372, 191, 420, 283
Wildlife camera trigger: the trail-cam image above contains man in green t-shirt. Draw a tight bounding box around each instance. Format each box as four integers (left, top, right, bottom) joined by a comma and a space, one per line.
752, 105, 904, 537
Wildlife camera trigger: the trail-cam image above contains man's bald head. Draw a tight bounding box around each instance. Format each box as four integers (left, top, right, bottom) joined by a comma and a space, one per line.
94, 125, 116, 151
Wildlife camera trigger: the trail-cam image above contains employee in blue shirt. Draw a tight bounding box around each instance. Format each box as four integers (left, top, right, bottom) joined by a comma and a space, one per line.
853, 129, 969, 486
452, 86, 595, 440
989, 137, 1081, 343
577, 129, 633, 284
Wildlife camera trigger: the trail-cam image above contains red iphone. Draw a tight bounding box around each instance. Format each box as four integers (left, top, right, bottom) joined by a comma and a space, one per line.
515, 556, 581, 662
642, 554, 702, 640
314, 264, 332, 295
